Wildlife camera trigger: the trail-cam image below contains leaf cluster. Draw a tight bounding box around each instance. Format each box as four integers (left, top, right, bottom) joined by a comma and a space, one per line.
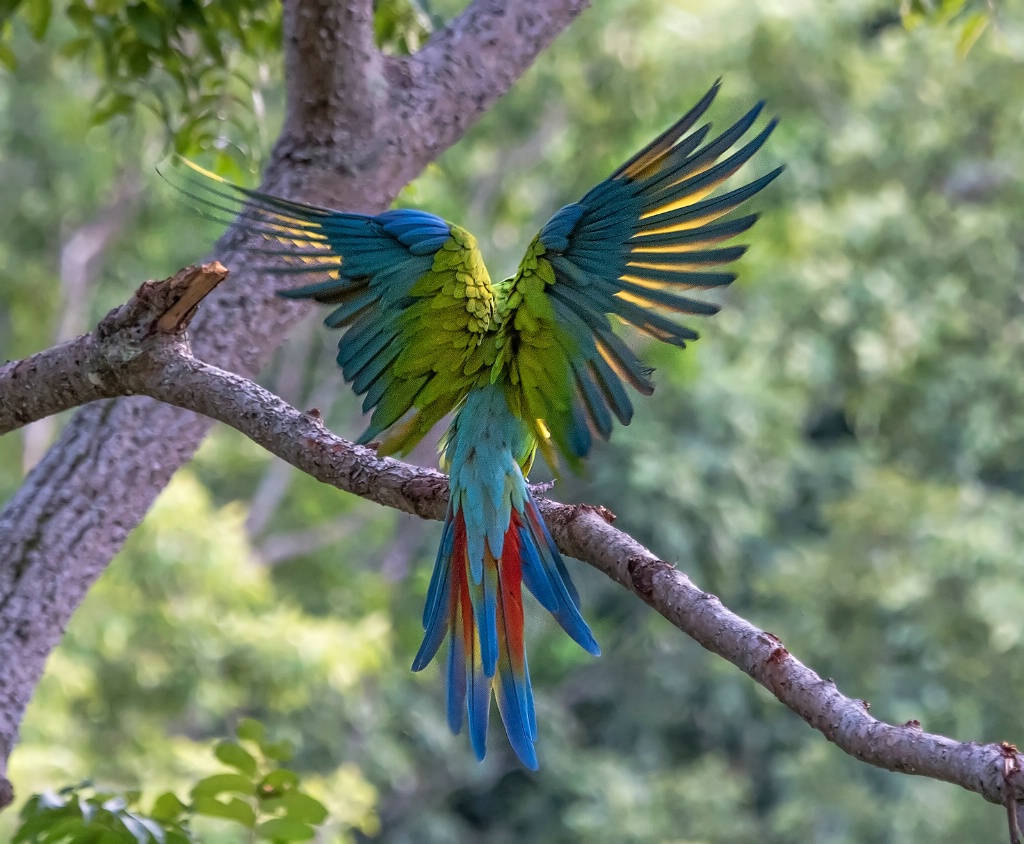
13, 720, 328, 844
0, 0, 439, 160
0, 0, 280, 155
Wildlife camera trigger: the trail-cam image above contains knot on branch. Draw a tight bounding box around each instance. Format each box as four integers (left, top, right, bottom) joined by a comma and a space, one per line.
401, 469, 449, 520
577, 502, 616, 524
627, 554, 659, 600
97, 263, 228, 341
0, 263, 229, 436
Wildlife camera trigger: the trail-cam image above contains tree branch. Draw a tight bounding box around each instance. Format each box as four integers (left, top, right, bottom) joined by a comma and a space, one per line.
399, 0, 590, 166
2, 266, 1024, 817
0, 264, 229, 435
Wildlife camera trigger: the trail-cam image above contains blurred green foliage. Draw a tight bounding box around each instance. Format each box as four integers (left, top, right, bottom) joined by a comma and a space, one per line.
901, 0, 996, 57
14, 720, 331, 843
1, 0, 1023, 842
0, 0, 282, 159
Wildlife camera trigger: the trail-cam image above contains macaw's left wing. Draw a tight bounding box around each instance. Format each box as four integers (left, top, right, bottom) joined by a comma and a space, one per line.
166, 160, 496, 455
494, 81, 783, 470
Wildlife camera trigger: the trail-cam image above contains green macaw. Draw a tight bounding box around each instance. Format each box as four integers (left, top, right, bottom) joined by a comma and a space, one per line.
175, 81, 781, 769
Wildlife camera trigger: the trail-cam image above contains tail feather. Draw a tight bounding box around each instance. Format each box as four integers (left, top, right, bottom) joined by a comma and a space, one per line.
445, 602, 465, 732
521, 500, 601, 657
477, 556, 500, 678
493, 524, 538, 768
439, 519, 491, 759
515, 518, 559, 612
413, 494, 597, 769
466, 632, 490, 761
412, 512, 458, 671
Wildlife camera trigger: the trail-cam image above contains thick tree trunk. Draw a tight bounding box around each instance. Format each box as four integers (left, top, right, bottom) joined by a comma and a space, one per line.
0, 0, 590, 807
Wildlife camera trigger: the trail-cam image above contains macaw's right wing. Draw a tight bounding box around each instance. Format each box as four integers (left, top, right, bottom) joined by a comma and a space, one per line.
493, 81, 783, 471
167, 160, 496, 455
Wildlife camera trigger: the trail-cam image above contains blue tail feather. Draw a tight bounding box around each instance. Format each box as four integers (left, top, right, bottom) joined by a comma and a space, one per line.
467, 647, 490, 761
446, 622, 465, 734
415, 383, 600, 768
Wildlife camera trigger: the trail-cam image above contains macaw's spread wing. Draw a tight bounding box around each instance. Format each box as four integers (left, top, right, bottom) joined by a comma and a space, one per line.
494, 81, 783, 470
167, 160, 495, 455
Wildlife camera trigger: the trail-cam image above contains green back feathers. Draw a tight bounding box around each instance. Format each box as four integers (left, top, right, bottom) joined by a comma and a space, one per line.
371, 225, 497, 455
284, 217, 500, 457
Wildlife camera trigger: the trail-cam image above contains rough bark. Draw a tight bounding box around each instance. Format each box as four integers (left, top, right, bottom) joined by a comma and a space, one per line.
4, 266, 1024, 828
0, 0, 591, 807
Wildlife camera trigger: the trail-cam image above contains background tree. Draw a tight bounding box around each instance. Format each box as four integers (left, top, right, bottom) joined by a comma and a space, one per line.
2, 0, 1024, 842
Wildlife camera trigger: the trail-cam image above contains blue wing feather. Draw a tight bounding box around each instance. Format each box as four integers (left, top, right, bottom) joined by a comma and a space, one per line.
507, 83, 781, 465
162, 159, 462, 449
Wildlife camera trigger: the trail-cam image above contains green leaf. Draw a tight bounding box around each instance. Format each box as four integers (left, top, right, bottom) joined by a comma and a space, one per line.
178, 0, 205, 29
119, 813, 154, 844
91, 92, 136, 125
149, 793, 186, 823
39, 817, 92, 844
255, 818, 315, 842
900, 0, 928, 29
38, 792, 68, 810
196, 22, 223, 64
936, 0, 967, 23
259, 739, 295, 762
129, 815, 167, 844
279, 792, 328, 826
236, 718, 265, 744
956, 11, 989, 58
13, 810, 73, 843
164, 831, 192, 844
77, 795, 96, 825
124, 42, 152, 76
20, 0, 50, 39
190, 774, 256, 799
192, 796, 256, 828
257, 769, 298, 796
65, 0, 92, 27
214, 740, 257, 777
101, 796, 128, 814
125, 3, 162, 48
58, 36, 91, 58
0, 0, 24, 28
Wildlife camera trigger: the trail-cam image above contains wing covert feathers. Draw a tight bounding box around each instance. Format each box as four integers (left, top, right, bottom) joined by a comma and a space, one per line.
163, 158, 495, 456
